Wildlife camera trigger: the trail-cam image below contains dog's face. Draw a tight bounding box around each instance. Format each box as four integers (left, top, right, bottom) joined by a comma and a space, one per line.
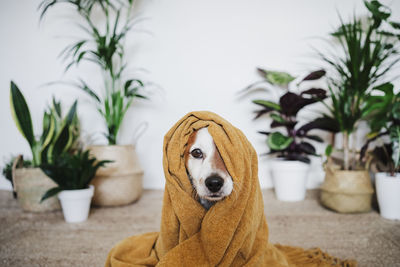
185, 127, 233, 203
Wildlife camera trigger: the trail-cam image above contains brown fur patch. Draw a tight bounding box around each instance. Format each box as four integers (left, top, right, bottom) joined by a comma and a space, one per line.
185, 130, 198, 168
212, 146, 228, 174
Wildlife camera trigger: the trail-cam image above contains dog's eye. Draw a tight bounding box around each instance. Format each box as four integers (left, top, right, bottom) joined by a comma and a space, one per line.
191, 149, 203, 159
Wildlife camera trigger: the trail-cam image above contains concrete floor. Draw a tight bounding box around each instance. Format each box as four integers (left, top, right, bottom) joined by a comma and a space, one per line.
0, 189, 399, 267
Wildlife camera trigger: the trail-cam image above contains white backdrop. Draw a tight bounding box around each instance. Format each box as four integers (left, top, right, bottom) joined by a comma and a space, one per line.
1, 0, 399, 190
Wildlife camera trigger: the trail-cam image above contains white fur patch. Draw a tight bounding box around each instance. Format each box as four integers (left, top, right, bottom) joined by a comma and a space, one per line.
187, 128, 233, 201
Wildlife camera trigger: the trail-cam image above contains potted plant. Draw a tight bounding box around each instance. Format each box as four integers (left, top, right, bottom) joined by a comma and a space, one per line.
244, 68, 338, 201
2, 156, 31, 198
316, 0, 400, 213
361, 82, 400, 219
40, 0, 146, 206
10, 81, 80, 212
40, 150, 110, 223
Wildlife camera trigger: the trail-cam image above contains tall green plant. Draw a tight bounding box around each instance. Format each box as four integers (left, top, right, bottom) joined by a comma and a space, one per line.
318, 0, 400, 170
39, 0, 147, 145
10, 81, 79, 166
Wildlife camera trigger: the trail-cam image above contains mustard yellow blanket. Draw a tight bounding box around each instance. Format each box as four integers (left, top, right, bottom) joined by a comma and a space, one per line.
105, 111, 356, 267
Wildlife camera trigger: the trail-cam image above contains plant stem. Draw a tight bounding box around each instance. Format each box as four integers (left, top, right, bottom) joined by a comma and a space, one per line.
343, 131, 349, 170
31, 143, 41, 167
351, 131, 357, 170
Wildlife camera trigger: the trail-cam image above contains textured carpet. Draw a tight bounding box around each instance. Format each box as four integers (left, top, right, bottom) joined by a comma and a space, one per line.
0, 189, 399, 267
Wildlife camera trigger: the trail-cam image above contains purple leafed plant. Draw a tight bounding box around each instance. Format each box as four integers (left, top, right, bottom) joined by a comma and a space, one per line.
245, 69, 339, 163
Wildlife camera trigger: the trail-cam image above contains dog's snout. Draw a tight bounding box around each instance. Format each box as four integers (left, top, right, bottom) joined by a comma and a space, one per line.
205, 175, 224, 193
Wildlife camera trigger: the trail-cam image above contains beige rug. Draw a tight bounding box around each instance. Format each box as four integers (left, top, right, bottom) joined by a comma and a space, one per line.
0, 189, 399, 267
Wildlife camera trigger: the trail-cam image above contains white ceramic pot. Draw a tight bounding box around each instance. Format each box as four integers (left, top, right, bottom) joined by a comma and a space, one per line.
376, 172, 400, 220
58, 185, 94, 223
270, 160, 310, 202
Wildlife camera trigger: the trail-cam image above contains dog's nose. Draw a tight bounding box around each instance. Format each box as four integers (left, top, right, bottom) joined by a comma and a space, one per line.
205, 175, 224, 193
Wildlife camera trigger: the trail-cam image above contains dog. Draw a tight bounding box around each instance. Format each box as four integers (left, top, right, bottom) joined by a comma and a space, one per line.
185, 127, 233, 210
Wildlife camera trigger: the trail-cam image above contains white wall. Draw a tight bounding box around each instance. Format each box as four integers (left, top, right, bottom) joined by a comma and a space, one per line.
1, 0, 399, 190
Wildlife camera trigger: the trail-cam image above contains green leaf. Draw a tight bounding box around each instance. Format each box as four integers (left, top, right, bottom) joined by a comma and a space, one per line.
78, 79, 101, 103
263, 70, 296, 86
65, 100, 78, 125
389, 21, 400, 30
49, 101, 78, 159
41, 114, 56, 149
40, 187, 63, 202
252, 100, 281, 111
270, 113, 288, 124
392, 102, 400, 120
134, 94, 148, 99
51, 123, 73, 158
366, 131, 380, 139
364, 0, 391, 21
41, 111, 51, 144
304, 135, 324, 142
390, 126, 400, 168
52, 98, 62, 117
267, 132, 293, 151
373, 82, 394, 95
10, 81, 35, 147
325, 144, 333, 157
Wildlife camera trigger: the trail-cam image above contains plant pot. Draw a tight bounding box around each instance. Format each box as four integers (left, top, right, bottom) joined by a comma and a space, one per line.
89, 145, 143, 206
13, 167, 61, 212
375, 172, 400, 220
270, 160, 310, 201
58, 185, 94, 223
320, 166, 373, 213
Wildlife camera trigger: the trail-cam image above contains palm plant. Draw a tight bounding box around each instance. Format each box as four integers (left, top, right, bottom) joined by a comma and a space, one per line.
39, 0, 146, 144
245, 69, 339, 163
40, 149, 111, 201
10, 81, 80, 166
317, 0, 400, 170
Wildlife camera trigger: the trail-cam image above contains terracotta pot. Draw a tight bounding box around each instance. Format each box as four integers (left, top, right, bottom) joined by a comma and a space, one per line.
13, 167, 61, 212
320, 166, 373, 213
89, 145, 143, 206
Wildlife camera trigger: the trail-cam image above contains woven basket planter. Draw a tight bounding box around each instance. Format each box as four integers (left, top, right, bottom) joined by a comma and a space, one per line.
13, 167, 61, 212
89, 145, 143, 206
320, 166, 373, 213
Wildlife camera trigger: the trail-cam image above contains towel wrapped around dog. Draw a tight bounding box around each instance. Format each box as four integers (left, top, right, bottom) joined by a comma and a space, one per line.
105, 111, 356, 267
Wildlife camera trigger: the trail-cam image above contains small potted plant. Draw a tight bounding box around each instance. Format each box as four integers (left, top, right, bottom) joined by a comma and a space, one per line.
245, 69, 338, 201
2, 156, 31, 198
361, 82, 400, 219
10, 81, 80, 212
316, 0, 400, 213
40, 150, 110, 223
40, 0, 146, 206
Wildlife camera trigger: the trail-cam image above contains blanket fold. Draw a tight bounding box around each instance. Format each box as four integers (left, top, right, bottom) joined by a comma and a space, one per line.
105, 111, 356, 267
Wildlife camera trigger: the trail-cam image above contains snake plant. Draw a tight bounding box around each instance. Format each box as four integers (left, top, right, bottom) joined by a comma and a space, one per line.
10, 81, 79, 167
39, 0, 146, 145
